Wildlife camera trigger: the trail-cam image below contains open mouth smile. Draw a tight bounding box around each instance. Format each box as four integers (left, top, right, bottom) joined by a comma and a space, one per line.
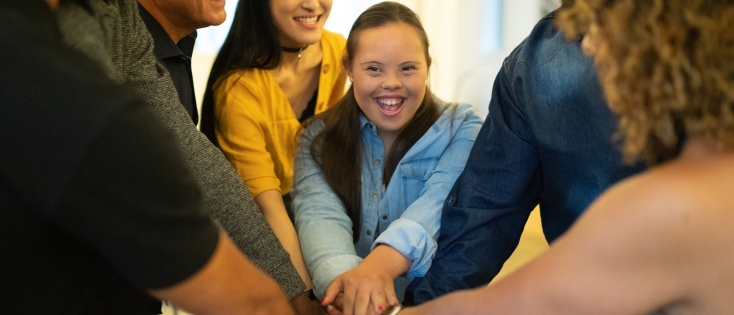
376, 97, 405, 116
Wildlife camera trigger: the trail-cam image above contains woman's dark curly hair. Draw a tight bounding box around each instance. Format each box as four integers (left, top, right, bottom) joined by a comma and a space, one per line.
557, 0, 734, 165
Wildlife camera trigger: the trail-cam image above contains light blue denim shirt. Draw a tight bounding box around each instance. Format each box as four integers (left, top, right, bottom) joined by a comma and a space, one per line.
292, 100, 483, 298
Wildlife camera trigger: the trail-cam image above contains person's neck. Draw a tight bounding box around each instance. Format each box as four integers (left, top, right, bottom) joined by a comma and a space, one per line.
278, 42, 322, 72
680, 137, 720, 160
378, 131, 399, 158
279, 50, 303, 68
138, 0, 193, 43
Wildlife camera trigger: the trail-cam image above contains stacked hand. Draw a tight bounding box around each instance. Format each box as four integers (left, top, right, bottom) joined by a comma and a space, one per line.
320, 245, 412, 315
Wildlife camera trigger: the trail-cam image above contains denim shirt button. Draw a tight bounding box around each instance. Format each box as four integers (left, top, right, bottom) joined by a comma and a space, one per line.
375, 159, 381, 164
382, 216, 387, 220
372, 194, 377, 199
366, 230, 372, 236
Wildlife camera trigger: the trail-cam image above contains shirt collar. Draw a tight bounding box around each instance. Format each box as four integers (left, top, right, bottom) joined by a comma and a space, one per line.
138, 3, 197, 60
359, 113, 376, 132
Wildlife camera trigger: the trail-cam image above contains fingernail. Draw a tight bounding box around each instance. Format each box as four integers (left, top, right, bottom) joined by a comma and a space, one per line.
327, 305, 334, 311
320, 298, 326, 305
378, 306, 384, 313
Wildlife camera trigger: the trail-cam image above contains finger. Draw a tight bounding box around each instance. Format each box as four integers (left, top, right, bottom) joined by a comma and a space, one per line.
322, 279, 345, 306
385, 284, 400, 307
353, 287, 372, 315
333, 293, 345, 311
368, 302, 383, 315
370, 289, 388, 314
342, 285, 357, 315
327, 304, 344, 315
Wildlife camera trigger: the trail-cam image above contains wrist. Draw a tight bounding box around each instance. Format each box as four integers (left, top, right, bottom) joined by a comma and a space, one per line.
365, 245, 412, 278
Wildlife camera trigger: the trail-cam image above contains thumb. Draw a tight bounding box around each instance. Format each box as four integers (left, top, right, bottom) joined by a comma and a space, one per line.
321, 278, 344, 306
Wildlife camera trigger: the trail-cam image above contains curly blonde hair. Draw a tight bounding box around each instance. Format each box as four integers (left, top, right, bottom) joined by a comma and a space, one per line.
556, 0, 734, 165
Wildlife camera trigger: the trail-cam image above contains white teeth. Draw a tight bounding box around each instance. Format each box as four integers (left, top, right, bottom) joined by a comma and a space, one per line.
295, 16, 318, 24
377, 98, 403, 112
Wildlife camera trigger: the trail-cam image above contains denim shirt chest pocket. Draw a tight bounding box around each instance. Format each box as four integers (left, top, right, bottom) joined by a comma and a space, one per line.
399, 157, 440, 203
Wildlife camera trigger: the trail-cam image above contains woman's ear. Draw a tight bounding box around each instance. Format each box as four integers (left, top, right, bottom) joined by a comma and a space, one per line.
342, 56, 353, 79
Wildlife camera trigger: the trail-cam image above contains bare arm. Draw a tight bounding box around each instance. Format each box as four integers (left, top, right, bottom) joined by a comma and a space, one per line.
150, 232, 295, 315
402, 173, 688, 315
255, 189, 313, 289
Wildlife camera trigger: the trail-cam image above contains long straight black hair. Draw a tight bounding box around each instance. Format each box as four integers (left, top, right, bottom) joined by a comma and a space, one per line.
199, 0, 282, 145
307, 2, 440, 243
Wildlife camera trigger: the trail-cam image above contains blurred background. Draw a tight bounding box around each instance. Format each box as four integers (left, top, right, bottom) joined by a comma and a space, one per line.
191, 0, 562, 118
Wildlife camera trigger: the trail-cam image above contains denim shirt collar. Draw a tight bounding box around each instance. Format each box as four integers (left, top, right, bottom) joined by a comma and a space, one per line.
359, 113, 379, 134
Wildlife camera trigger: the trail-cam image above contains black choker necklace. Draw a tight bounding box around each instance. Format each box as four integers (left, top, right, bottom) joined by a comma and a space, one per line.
282, 45, 309, 61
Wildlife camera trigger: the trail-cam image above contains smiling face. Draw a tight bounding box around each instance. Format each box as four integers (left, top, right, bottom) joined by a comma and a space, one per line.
270, 0, 332, 48
345, 22, 430, 143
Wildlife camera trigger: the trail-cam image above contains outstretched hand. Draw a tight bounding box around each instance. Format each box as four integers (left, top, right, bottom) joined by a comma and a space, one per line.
320, 245, 412, 315
326, 293, 381, 315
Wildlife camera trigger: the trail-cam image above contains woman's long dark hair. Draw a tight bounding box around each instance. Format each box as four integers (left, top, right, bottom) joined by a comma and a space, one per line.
308, 2, 439, 243
199, 0, 282, 145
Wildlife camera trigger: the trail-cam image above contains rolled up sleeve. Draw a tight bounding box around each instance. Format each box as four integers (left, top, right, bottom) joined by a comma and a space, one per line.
292, 121, 363, 298
374, 104, 483, 279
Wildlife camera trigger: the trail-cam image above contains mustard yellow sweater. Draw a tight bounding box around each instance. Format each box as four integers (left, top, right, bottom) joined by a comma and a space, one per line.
213, 30, 347, 197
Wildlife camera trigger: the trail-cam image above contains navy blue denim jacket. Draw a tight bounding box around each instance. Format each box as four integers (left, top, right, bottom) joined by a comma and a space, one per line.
405, 11, 645, 305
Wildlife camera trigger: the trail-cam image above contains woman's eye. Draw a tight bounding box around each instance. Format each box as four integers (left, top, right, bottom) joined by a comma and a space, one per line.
402, 65, 417, 71
366, 66, 380, 72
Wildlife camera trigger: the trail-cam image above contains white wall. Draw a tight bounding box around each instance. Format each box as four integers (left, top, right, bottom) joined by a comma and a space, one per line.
192, 0, 555, 119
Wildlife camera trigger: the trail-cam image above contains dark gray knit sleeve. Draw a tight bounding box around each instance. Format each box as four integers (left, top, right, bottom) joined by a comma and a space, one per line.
109, 0, 306, 299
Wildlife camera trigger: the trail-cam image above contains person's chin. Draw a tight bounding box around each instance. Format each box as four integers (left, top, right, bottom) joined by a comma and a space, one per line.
299, 30, 324, 44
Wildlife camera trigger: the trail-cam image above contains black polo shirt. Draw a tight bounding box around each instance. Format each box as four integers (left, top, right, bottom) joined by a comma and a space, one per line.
138, 4, 199, 125
0, 1, 219, 313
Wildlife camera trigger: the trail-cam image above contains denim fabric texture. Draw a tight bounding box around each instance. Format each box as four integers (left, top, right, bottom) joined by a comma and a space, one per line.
292, 100, 483, 299
405, 11, 646, 305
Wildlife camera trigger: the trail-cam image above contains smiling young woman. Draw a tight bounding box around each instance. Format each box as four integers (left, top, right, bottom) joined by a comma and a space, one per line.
290, 3, 483, 315
199, 0, 348, 293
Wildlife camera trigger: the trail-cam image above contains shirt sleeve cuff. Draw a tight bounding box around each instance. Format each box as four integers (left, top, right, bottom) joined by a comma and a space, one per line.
372, 218, 437, 280
245, 176, 281, 197
312, 254, 363, 299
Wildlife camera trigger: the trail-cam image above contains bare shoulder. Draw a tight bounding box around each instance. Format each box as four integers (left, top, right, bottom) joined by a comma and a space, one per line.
580, 142, 734, 278
524, 143, 734, 314
470, 142, 734, 314
587, 142, 734, 236
578, 141, 734, 314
